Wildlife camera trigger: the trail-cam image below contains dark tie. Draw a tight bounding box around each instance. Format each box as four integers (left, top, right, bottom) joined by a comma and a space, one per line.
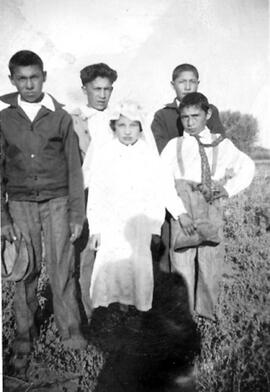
194, 135, 212, 191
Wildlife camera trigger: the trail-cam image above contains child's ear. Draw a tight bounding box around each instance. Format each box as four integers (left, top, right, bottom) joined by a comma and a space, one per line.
43, 71, 47, 82
170, 80, 176, 90
81, 86, 87, 95
9, 75, 15, 86
206, 108, 212, 120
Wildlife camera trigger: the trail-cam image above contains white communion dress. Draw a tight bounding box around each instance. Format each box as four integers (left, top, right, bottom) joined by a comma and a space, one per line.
85, 137, 166, 311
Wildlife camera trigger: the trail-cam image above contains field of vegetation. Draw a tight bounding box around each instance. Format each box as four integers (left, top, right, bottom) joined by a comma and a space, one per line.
2, 160, 270, 392
196, 160, 270, 392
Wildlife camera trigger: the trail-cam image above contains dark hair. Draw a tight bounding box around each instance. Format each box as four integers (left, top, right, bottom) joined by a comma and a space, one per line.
110, 119, 143, 132
9, 50, 44, 75
80, 63, 118, 85
179, 92, 210, 114
172, 63, 199, 81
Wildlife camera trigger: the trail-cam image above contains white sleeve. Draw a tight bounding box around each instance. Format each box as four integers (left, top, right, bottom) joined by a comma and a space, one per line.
159, 159, 187, 219
82, 142, 95, 189
145, 185, 165, 235
160, 141, 187, 219
85, 154, 108, 234
160, 139, 179, 177
221, 140, 255, 197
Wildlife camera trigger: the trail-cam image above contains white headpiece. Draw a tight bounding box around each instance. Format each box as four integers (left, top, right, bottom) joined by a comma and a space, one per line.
109, 99, 159, 155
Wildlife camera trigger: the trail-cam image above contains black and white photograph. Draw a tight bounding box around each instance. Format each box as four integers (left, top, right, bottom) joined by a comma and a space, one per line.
1, 0, 269, 391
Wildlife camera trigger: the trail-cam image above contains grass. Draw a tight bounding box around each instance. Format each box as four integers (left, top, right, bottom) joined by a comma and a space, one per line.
2, 161, 270, 391
196, 161, 270, 392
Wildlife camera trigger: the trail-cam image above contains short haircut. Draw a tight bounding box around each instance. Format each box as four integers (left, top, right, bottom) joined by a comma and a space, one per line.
179, 92, 210, 114
172, 63, 199, 81
9, 50, 44, 75
80, 63, 118, 85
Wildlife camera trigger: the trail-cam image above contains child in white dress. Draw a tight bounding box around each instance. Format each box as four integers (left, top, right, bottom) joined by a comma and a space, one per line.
83, 101, 186, 312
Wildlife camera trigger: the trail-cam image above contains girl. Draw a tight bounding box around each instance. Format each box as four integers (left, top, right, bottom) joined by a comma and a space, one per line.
83, 100, 186, 312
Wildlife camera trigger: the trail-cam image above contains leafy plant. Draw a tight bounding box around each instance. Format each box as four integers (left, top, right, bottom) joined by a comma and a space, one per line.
220, 111, 259, 155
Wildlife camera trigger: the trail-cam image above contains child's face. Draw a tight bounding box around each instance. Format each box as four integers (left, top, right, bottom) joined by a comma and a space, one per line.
180, 105, 211, 136
171, 71, 199, 101
83, 76, 113, 111
9, 65, 46, 103
114, 115, 141, 146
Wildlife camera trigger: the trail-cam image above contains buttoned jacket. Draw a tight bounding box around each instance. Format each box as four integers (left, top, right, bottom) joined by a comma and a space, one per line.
0, 93, 85, 226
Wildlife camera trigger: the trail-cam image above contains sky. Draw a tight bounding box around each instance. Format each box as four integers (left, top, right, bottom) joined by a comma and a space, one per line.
0, 0, 269, 146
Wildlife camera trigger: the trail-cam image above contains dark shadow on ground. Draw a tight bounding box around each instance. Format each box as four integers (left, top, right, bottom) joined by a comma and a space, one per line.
90, 272, 201, 392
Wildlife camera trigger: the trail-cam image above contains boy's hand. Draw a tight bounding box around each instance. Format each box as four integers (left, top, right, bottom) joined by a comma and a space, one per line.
196, 184, 212, 202
211, 183, 229, 200
178, 213, 196, 236
89, 234, 101, 251
70, 223, 83, 243
1, 223, 20, 243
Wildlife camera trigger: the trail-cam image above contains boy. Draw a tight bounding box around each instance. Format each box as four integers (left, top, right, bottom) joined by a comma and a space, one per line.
0, 50, 87, 372
71, 62, 118, 159
161, 92, 255, 320
71, 63, 118, 324
151, 63, 224, 153
151, 63, 224, 273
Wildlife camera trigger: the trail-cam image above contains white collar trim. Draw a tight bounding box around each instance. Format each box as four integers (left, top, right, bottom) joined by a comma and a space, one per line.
18, 93, 55, 111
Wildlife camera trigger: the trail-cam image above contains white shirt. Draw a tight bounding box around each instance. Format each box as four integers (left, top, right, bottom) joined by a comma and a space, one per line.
18, 93, 55, 122
80, 105, 114, 149
79, 105, 114, 182
161, 127, 255, 198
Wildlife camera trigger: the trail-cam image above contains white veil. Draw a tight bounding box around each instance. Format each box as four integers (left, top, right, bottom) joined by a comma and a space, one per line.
108, 99, 159, 154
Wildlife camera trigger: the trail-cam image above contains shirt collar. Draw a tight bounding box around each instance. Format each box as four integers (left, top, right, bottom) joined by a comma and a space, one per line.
184, 126, 212, 143
80, 105, 109, 119
18, 93, 55, 111
0, 100, 10, 111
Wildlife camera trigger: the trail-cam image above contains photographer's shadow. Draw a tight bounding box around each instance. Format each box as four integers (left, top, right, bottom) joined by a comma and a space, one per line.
93, 215, 201, 392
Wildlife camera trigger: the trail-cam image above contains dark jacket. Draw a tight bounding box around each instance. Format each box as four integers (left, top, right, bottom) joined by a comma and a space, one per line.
0, 93, 85, 226
151, 99, 224, 153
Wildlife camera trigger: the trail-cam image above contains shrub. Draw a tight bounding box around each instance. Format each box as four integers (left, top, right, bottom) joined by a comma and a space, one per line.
250, 146, 270, 160
220, 111, 259, 155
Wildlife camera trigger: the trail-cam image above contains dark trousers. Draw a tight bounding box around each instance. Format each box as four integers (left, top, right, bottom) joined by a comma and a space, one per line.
75, 219, 95, 323
159, 211, 171, 273
9, 197, 83, 354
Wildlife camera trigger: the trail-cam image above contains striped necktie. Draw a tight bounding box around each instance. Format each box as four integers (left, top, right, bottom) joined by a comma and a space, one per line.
194, 135, 212, 191
193, 134, 225, 201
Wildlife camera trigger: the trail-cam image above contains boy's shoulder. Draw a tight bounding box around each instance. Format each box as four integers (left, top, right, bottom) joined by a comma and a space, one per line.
0, 99, 11, 111
154, 100, 178, 117
161, 136, 180, 156
46, 94, 67, 114
41, 94, 74, 122
208, 103, 220, 115
0, 92, 18, 108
